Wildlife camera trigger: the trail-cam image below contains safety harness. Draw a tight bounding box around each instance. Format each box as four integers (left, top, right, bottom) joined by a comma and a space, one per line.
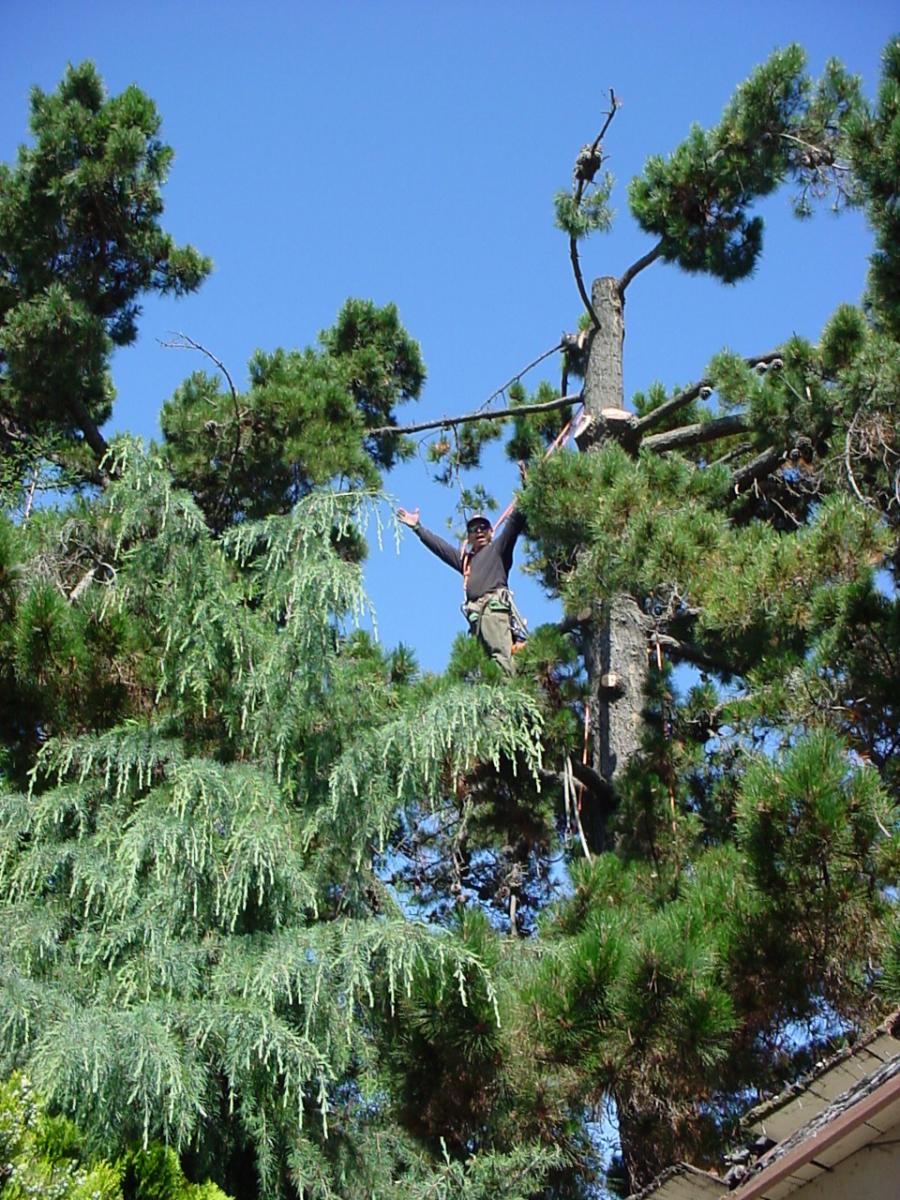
458, 401, 586, 651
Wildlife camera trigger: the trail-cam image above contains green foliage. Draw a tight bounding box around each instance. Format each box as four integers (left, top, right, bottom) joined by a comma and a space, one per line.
162, 300, 424, 530
2, 41, 899, 1200
0, 1073, 230, 1199
554, 174, 615, 239
0, 505, 149, 788
804, 577, 900, 791
519, 441, 889, 669
426, 416, 504, 518
0, 445, 553, 1198
882, 911, 900, 1004
630, 381, 702, 432
503, 380, 570, 466
736, 733, 893, 927
844, 37, 900, 333
515, 76, 900, 1174
628, 47, 862, 281
0, 63, 209, 478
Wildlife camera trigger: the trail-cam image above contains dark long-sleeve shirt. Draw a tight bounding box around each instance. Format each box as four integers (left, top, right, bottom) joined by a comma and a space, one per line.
413, 510, 526, 601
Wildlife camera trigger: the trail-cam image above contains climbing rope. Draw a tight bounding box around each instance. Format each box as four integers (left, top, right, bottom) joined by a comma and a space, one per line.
492, 402, 585, 533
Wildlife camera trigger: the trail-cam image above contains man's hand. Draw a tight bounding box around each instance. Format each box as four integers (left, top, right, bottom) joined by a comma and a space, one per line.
397, 506, 420, 528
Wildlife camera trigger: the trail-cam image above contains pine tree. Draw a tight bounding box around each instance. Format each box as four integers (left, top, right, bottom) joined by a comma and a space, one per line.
160, 298, 426, 532
0, 62, 210, 485
389, 40, 899, 1193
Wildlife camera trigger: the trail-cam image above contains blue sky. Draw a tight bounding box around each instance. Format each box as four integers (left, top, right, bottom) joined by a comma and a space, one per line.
5, 1, 897, 672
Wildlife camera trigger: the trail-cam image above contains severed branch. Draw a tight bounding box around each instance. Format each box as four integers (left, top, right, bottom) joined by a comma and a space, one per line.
368, 392, 582, 438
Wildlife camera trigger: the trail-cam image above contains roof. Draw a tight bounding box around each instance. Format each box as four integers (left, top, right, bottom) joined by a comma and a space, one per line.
628, 1009, 900, 1200
746, 1009, 900, 1145
629, 1163, 725, 1200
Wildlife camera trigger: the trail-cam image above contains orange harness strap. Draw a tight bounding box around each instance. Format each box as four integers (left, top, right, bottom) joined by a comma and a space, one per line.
461, 549, 472, 593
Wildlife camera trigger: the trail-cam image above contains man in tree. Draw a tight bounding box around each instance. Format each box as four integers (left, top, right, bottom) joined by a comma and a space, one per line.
397, 505, 526, 674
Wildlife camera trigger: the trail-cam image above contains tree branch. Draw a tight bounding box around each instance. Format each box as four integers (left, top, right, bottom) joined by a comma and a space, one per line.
731, 445, 783, 491
642, 413, 749, 454
160, 331, 239, 405
569, 758, 616, 813
368, 392, 582, 438
653, 633, 736, 676
634, 352, 782, 436
570, 236, 599, 328
617, 240, 664, 295
558, 608, 592, 636
539, 762, 616, 819
70, 393, 108, 460
568, 90, 621, 327
160, 333, 244, 522
709, 440, 753, 467
476, 340, 565, 412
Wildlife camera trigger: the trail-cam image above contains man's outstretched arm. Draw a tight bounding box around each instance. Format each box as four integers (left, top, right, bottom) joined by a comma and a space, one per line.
397, 507, 463, 573
492, 507, 527, 559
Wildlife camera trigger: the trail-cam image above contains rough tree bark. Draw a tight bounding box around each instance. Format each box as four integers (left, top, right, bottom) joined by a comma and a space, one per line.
580, 276, 651, 852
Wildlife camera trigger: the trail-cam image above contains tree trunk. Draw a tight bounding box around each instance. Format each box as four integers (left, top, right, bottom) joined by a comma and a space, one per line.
581, 278, 679, 1192
584, 277, 624, 415
581, 276, 650, 851
590, 595, 651, 782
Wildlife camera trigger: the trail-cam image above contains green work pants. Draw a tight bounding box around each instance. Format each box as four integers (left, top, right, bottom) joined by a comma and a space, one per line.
467, 592, 515, 676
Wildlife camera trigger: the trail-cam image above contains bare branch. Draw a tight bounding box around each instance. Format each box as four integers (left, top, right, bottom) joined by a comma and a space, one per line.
23, 471, 37, 521
160, 333, 244, 523
476, 339, 565, 412
570, 236, 600, 328
634, 352, 782, 436
160, 332, 239, 406
731, 445, 783, 491
654, 633, 736, 676
68, 560, 115, 604
844, 405, 879, 511
69, 566, 99, 605
642, 414, 749, 454
368, 392, 582, 438
617, 240, 664, 295
568, 89, 621, 327
570, 757, 616, 812
709, 440, 753, 467
566, 758, 593, 862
